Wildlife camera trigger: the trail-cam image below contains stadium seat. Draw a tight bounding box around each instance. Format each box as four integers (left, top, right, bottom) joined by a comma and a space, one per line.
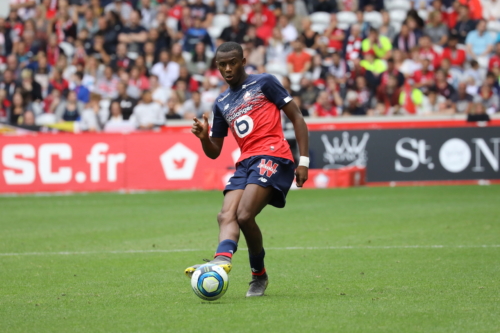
389, 9, 407, 23
433, 44, 443, 54
265, 62, 288, 76
208, 26, 224, 39
59, 42, 74, 58
304, 48, 317, 57
418, 9, 429, 22
182, 51, 192, 63
363, 11, 383, 28
337, 11, 357, 26
385, 0, 411, 11
487, 21, 500, 33
311, 23, 328, 33
310, 11, 331, 26
212, 14, 231, 29
166, 17, 178, 31
289, 73, 303, 91
391, 21, 402, 34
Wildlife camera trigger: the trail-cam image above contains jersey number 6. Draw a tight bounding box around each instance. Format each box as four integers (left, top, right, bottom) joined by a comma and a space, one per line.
234, 115, 254, 138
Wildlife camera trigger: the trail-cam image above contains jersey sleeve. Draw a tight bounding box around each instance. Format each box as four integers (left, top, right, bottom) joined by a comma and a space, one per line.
260, 74, 293, 109
210, 103, 228, 138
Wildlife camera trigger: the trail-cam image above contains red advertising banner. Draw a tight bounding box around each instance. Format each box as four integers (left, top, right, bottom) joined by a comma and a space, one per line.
0, 132, 239, 193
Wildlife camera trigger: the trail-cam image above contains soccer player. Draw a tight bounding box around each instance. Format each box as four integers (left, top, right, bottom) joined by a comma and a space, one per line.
186, 42, 309, 297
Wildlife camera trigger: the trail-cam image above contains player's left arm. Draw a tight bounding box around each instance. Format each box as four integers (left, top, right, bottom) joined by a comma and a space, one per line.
282, 101, 309, 187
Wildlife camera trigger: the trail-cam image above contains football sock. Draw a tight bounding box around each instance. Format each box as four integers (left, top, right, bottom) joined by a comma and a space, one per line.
249, 248, 267, 277
214, 239, 238, 260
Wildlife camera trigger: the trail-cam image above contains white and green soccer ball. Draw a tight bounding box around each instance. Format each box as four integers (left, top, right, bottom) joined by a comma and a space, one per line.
191, 264, 229, 301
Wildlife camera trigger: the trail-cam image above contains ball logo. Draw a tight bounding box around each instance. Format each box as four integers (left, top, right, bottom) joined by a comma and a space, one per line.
439, 138, 471, 173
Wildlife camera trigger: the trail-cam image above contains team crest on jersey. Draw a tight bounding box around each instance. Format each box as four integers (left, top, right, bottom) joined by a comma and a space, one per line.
258, 159, 278, 177
243, 91, 251, 101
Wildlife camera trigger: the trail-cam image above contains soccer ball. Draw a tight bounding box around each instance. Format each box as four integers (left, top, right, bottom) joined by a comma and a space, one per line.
191, 264, 229, 301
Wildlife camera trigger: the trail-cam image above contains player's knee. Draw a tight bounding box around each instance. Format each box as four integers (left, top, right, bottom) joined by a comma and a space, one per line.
236, 209, 253, 227
217, 211, 235, 225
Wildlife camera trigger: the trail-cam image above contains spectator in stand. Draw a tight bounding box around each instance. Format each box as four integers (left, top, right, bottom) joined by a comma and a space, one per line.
105, 0, 133, 23
80, 93, 102, 132
466, 19, 496, 68
287, 40, 312, 74
267, 27, 292, 65
95, 65, 119, 100
292, 94, 309, 116
379, 58, 405, 88
451, 5, 476, 44
379, 10, 396, 41
111, 43, 133, 72
362, 28, 392, 60
432, 69, 457, 108
72, 71, 90, 104
0, 89, 10, 123
118, 9, 148, 58
131, 90, 164, 130
113, 81, 138, 120
49, 69, 69, 95
189, 0, 214, 22
328, 51, 348, 79
414, 58, 435, 94
454, 81, 474, 114
20, 68, 42, 107
0, 70, 18, 101
311, 0, 338, 12
55, 90, 84, 122
442, 35, 467, 68
9, 92, 30, 125
180, 90, 211, 119
353, 75, 373, 113
149, 74, 171, 109
248, 0, 276, 30
424, 11, 449, 46
486, 71, 500, 95
171, 43, 187, 67
53, 6, 77, 43
325, 15, 345, 54
310, 54, 327, 81
473, 84, 499, 114
359, 0, 384, 11
420, 88, 450, 115
176, 66, 200, 93
183, 17, 213, 53
376, 75, 401, 115
360, 50, 387, 76
128, 66, 150, 96
344, 24, 363, 62
399, 80, 425, 115
104, 100, 126, 129
187, 42, 211, 75
299, 76, 320, 109
284, 2, 305, 32
344, 91, 366, 115
311, 91, 337, 117
140, 0, 157, 30
489, 43, 500, 70
219, 15, 247, 44
278, 15, 298, 44
482, 0, 500, 21
78, 6, 99, 35
151, 49, 180, 89
165, 96, 183, 120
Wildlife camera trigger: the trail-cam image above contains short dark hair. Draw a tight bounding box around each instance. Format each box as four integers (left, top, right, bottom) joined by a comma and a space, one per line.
215, 42, 244, 59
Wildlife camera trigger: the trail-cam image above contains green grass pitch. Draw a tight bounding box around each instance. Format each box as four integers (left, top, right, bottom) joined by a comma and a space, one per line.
1, 186, 499, 333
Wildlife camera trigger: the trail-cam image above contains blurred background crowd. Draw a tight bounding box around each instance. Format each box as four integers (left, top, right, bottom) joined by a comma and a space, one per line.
0, 0, 500, 132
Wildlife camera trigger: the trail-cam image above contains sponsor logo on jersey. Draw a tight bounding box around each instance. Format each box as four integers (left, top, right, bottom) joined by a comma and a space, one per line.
218, 93, 230, 102
243, 91, 251, 101
258, 159, 278, 177
227, 105, 253, 122
258, 177, 268, 183
242, 81, 257, 89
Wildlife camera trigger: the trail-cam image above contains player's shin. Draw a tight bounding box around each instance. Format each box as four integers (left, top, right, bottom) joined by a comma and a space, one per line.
215, 239, 238, 260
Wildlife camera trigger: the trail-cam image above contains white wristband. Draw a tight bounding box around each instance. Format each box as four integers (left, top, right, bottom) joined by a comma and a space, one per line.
298, 156, 310, 168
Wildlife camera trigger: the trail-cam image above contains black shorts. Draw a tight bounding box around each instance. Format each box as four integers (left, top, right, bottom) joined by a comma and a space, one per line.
224, 155, 295, 208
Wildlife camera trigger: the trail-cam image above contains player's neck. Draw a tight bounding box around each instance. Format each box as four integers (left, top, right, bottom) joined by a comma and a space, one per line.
229, 72, 249, 90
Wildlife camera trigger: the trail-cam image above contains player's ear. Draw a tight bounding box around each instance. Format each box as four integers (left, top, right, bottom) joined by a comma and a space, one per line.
241, 56, 247, 67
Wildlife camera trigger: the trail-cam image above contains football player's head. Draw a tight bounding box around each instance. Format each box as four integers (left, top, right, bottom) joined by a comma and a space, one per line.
215, 42, 246, 86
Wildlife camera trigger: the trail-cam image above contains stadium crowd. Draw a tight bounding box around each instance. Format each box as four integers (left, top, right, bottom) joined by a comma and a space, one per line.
0, 0, 500, 131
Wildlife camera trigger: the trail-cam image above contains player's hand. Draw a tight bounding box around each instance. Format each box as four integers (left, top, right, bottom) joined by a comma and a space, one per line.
191, 115, 209, 140
295, 166, 308, 188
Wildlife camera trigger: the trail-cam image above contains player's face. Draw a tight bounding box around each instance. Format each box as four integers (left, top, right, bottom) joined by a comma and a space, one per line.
216, 51, 246, 86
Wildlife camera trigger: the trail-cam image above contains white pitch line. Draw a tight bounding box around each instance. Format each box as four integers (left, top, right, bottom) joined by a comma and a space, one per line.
0, 245, 499, 257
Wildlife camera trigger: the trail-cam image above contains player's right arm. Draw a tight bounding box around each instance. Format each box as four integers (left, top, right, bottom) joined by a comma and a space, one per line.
191, 115, 224, 159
